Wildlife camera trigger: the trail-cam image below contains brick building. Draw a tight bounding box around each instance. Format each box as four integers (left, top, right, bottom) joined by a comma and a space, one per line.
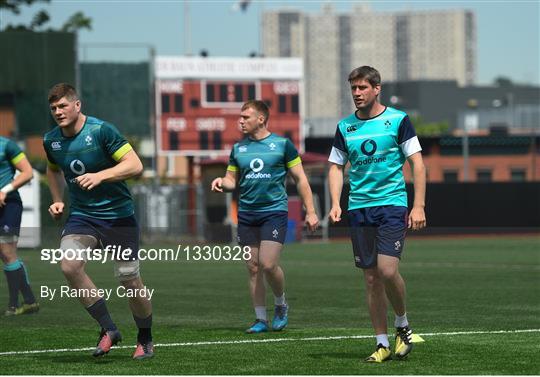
306, 133, 540, 183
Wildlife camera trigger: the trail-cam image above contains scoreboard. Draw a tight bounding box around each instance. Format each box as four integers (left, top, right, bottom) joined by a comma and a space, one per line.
155, 57, 304, 156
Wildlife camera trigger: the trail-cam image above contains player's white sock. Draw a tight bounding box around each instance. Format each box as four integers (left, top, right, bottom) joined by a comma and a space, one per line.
255, 306, 267, 321
394, 313, 409, 328
274, 293, 286, 306
376, 334, 390, 348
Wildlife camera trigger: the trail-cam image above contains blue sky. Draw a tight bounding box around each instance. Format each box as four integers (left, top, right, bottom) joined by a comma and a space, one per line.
1, 0, 538, 85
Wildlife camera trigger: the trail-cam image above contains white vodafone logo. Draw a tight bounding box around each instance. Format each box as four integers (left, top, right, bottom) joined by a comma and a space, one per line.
70, 159, 86, 175
249, 158, 264, 173
246, 158, 270, 179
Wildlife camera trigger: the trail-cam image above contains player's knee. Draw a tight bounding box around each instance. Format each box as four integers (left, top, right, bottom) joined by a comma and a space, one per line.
0, 234, 19, 254
0, 250, 18, 264
60, 258, 84, 278
377, 265, 397, 281
260, 261, 278, 274
245, 258, 259, 274
364, 272, 379, 288
119, 276, 141, 289
114, 260, 140, 282
247, 263, 259, 276
59, 234, 95, 277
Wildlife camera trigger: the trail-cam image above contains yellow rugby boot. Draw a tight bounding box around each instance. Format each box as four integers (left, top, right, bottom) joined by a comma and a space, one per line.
365, 343, 392, 363
15, 302, 40, 315
395, 326, 414, 359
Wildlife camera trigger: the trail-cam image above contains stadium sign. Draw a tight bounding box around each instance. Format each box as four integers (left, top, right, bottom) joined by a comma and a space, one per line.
155, 57, 303, 80
155, 56, 304, 156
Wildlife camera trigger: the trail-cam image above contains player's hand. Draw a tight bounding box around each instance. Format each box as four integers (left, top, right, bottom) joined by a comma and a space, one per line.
328, 205, 342, 224
0, 192, 6, 207
75, 173, 103, 191
48, 202, 65, 220
408, 206, 426, 230
304, 212, 320, 232
211, 177, 224, 193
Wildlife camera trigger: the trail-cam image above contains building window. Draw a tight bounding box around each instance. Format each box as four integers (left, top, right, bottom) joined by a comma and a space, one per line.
174, 94, 183, 113
199, 131, 209, 150
476, 169, 492, 182
291, 95, 299, 113
190, 99, 199, 108
219, 84, 228, 102
510, 168, 526, 182
443, 170, 459, 183
206, 81, 255, 102
206, 84, 215, 102
161, 94, 170, 113
213, 131, 222, 150
278, 95, 287, 113
234, 84, 243, 102
247, 84, 256, 100
169, 131, 178, 150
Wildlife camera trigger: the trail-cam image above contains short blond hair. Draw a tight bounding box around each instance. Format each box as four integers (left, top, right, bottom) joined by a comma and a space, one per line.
242, 100, 269, 124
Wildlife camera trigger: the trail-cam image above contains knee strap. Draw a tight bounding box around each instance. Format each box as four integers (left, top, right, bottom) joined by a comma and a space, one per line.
114, 259, 140, 282
60, 234, 98, 261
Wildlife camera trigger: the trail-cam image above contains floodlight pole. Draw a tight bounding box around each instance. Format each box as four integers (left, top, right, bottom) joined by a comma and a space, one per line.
323, 169, 330, 242
462, 128, 469, 182
463, 101, 478, 182
149, 46, 159, 187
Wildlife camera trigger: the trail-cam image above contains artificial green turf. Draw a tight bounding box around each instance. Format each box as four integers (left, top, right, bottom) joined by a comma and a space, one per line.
0, 237, 539, 374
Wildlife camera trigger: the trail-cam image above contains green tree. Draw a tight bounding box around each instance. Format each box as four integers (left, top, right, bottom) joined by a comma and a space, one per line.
29, 9, 49, 30
494, 76, 514, 87
60, 11, 91, 32
0, 0, 50, 14
1, 0, 91, 32
410, 115, 450, 136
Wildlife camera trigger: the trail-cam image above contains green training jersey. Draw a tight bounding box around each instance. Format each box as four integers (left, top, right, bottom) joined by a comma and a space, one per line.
227, 133, 301, 212
43, 116, 135, 219
328, 106, 422, 210
0, 137, 26, 201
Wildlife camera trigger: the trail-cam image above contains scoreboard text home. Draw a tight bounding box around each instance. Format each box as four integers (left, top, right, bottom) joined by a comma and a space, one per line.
155, 57, 304, 156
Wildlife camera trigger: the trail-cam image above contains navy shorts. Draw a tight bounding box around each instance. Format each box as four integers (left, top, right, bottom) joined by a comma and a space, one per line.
348, 206, 408, 269
237, 211, 288, 246
62, 214, 140, 260
0, 199, 22, 238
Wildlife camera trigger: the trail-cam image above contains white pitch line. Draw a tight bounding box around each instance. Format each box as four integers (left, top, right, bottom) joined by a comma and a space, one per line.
1, 328, 539, 357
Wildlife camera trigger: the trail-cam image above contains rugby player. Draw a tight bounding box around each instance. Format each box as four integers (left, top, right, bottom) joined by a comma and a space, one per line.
327, 66, 426, 362
211, 100, 319, 333
43, 83, 153, 359
0, 137, 39, 316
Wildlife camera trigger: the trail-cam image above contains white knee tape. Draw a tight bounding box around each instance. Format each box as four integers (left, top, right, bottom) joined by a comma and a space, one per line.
60, 234, 98, 261
0, 235, 18, 244
114, 259, 140, 281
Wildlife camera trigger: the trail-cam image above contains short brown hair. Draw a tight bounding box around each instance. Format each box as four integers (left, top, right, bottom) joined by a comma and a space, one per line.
48, 83, 79, 103
348, 66, 381, 87
242, 100, 270, 124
